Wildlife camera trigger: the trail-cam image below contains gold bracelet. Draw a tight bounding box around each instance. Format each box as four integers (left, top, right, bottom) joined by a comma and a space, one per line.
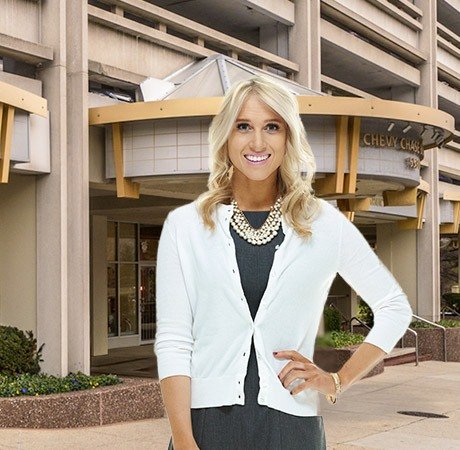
326, 372, 342, 404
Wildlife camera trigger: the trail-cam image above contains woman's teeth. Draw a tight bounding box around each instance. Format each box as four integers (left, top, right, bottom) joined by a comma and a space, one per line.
244, 154, 270, 162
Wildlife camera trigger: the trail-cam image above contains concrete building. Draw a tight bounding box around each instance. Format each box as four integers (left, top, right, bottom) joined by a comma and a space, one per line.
0, 0, 458, 377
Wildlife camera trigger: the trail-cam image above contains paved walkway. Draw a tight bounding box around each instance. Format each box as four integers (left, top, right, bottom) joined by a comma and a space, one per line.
0, 361, 458, 449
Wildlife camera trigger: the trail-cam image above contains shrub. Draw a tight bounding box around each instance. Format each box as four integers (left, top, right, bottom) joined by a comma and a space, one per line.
357, 298, 374, 327
323, 305, 341, 332
0, 326, 44, 376
0, 371, 122, 397
316, 330, 365, 348
442, 293, 460, 313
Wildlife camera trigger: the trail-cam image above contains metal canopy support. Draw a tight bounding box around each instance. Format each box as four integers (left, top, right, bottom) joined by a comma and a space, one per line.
112, 122, 140, 198
398, 190, 427, 230
440, 201, 460, 234
344, 116, 361, 195
314, 115, 348, 196
0, 103, 15, 184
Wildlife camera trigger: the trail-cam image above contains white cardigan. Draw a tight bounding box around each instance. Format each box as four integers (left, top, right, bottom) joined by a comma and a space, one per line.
154, 197, 413, 416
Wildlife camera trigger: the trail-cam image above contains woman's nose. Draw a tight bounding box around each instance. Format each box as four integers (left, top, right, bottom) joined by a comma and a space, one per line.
249, 130, 266, 151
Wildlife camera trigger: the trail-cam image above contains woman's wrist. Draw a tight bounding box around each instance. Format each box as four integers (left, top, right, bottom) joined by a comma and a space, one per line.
325, 372, 343, 404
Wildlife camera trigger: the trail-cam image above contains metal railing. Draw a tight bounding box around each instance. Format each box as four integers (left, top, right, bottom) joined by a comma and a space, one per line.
441, 305, 460, 320
408, 314, 447, 362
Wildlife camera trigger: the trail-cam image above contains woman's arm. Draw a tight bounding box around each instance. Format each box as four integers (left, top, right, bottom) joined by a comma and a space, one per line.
161, 375, 198, 449
337, 342, 386, 392
335, 210, 413, 389
154, 215, 197, 448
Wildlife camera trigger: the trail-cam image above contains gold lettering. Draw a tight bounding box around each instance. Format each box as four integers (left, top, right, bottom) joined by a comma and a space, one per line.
363, 133, 371, 145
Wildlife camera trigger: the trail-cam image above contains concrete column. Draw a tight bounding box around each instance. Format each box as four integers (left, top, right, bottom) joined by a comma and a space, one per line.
36, 0, 90, 376
91, 215, 108, 357
288, 0, 321, 90
36, 0, 69, 377
66, 0, 90, 373
414, 0, 440, 321
377, 223, 417, 315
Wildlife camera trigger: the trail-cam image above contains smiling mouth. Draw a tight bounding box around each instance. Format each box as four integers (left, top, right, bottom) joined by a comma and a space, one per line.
244, 154, 271, 162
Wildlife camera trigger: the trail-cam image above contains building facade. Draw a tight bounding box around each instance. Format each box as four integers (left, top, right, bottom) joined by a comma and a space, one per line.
0, 0, 459, 376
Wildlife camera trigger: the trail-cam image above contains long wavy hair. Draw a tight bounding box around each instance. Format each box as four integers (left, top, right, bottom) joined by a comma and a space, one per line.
195, 75, 321, 239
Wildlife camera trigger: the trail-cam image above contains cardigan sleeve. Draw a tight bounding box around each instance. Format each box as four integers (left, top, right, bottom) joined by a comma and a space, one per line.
336, 211, 413, 354
154, 214, 194, 380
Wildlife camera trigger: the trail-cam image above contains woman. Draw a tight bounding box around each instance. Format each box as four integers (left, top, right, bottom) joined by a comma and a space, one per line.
154, 75, 413, 450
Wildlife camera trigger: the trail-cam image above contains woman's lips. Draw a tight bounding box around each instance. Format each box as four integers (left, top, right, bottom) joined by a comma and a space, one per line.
243, 154, 271, 165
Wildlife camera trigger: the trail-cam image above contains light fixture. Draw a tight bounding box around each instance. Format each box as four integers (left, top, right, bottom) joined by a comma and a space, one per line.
403, 123, 412, 133
387, 122, 395, 132
421, 127, 429, 139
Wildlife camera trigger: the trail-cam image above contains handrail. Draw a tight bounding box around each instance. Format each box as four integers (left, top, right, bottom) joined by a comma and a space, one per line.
400, 327, 419, 366
441, 305, 460, 319
348, 316, 372, 332
410, 314, 447, 362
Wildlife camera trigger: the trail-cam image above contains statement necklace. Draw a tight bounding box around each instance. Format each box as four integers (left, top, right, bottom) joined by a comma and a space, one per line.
230, 195, 283, 245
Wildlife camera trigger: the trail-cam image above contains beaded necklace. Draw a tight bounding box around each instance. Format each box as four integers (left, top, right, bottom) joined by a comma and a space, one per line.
229, 195, 283, 245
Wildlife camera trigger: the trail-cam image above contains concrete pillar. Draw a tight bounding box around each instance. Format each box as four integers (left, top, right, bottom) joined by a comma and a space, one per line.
91, 215, 108, 357
288, 0, 321, 90
376, 223, 417, 315
36, 0, 69, 377
36, 0, 90, 376
415, 0, 440, 321
66, 0, 90, 373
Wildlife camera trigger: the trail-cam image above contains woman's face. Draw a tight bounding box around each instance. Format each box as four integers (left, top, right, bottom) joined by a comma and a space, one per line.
227, 94, 287, 182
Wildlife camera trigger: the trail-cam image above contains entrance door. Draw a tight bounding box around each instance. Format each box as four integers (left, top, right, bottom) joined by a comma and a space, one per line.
140, 264, 156, 342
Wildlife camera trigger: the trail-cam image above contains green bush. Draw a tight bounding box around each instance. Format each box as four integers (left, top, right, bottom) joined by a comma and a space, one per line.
0, 371, 122, 397
323, 306, 341, 332
0, 326, 44, 376
316, 330, 365, 348
356, 298, 374, 327
442, 293, 460, 313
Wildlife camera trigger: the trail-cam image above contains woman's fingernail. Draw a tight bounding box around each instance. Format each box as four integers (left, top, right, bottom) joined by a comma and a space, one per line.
273, 351, 278, 355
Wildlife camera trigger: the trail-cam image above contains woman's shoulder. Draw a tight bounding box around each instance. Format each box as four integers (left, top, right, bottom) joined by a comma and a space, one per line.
311, 197, 346, 229
165, 200, 200, 224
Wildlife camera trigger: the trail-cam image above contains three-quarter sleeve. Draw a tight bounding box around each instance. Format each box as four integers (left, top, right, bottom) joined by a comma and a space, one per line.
154, 214, 194, 380
336, 211, 413, 354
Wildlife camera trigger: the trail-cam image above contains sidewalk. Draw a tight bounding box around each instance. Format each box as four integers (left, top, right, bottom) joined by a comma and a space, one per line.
0, 360, 458, 449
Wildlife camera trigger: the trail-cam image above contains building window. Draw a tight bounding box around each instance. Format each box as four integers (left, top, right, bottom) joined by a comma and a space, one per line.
106, 221, 161, 340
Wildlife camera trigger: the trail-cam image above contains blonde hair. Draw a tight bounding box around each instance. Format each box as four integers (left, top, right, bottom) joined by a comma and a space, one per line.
195, 75, 321, 239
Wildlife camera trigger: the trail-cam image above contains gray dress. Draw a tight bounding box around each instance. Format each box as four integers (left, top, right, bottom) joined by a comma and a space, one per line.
168, 211, 326, 450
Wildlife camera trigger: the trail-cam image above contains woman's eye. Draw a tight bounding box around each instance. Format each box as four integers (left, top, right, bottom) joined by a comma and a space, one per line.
236, 123, 280, 131
236, 123, 250, 131
266, 123, 280, 131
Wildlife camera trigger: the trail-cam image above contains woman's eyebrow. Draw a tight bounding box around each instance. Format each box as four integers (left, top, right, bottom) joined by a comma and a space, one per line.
235, 118, 283, 123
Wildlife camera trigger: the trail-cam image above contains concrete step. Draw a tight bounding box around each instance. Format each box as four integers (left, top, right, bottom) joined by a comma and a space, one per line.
383, 347, 430, 366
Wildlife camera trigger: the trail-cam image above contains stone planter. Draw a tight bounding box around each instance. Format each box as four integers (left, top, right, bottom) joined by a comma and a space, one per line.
313, 345, 384, 377
0, 376, 164, 429
402, 327, 460, 362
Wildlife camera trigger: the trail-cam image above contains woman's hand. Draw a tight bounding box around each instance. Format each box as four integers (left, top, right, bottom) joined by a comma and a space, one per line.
274, 350, 336, 397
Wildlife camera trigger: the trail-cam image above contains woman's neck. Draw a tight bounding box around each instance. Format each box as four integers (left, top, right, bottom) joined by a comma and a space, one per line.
230, 170, 279, 211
